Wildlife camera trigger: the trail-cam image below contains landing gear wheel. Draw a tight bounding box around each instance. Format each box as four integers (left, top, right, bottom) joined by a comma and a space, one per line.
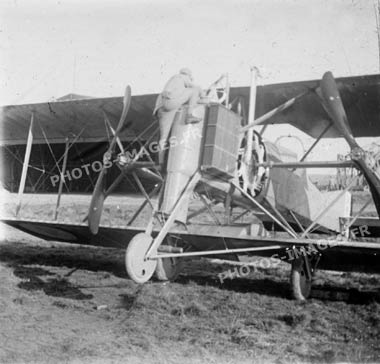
125, 233, 157, 284
290, 258, 312, 301
155, 257, 182, 281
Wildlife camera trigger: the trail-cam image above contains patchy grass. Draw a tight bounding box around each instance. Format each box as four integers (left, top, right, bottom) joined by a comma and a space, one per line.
1, 234, 379, 363
0, 192, 379, 363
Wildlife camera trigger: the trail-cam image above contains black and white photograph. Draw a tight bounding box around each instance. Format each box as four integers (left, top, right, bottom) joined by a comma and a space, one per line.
0, 0, 379, 363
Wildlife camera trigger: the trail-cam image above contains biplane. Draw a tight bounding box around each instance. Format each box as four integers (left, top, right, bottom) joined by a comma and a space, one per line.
1, 69, 380, 300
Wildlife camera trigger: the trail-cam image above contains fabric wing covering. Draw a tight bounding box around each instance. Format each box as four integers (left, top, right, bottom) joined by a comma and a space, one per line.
0, 74, 379, 145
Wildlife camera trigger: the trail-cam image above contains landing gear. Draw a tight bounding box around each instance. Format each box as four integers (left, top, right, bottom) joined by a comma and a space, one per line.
155, 257, 182, 281
125, 173, 200, 284
290, 257, 312, 300
125, 233, 183, 284
290, 253, 321, 300
125, 233, 157, 284
154, 236, 183, 281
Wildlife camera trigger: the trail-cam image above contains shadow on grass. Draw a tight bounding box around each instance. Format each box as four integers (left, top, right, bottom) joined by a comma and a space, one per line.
178, 273, 380, 304
177, 274, 290, 298
1, 241, 379, 303
13, 266, 93, 300
0, 241, 127, 278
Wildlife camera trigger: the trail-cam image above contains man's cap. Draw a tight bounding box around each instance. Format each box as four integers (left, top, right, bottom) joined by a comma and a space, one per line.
179, 68, 192, 77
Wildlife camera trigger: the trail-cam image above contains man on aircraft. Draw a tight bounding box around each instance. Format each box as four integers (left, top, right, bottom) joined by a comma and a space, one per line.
153, 68, 204, 166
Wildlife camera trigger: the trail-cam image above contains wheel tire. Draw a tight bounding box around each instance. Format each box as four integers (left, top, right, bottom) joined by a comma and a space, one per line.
290, 258, 312, 301
155, 257, 182, 281
125, 233, 157, 284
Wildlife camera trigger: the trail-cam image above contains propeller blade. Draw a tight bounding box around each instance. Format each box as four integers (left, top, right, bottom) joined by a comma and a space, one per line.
88, 168, 107, 234
88, 85, 132, 234
84, 169, 126, 225
106, 85, 132, 155
116, 85, 132, 134
321, 73, 380, 216
320, 72, 359, 151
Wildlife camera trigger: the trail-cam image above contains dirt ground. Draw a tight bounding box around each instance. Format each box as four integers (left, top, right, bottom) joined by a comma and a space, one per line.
0, 193, 379, 363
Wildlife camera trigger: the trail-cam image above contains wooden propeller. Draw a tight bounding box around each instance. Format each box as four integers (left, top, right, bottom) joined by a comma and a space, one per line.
88, 86, 132, 234
320, 72, 380, 216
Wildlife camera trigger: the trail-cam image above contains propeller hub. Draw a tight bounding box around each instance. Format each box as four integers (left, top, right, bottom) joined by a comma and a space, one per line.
350, 147, 365, 161
103, 151, 112, 165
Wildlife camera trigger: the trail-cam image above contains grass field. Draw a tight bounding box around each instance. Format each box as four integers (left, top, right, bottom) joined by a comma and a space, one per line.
0, 191, 379, 363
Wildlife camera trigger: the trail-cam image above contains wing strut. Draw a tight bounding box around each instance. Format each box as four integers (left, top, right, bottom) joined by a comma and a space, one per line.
54, 137, 69, 220
301, 175, 360, 237
241, 90, 310, 132
127, 183, 161, 226
295, 122, 332, 166
16, 112, 34, 216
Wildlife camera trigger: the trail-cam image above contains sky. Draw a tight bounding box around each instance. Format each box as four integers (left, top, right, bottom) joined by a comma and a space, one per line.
0, 0, 379, 166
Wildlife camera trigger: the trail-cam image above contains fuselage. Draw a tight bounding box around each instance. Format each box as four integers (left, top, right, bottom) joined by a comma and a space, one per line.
160, 103, 350, 233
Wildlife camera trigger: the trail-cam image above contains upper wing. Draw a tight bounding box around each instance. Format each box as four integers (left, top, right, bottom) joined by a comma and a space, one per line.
231, 73, 380, 138
0, 93, 158, 145
1, 73, 378, 146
